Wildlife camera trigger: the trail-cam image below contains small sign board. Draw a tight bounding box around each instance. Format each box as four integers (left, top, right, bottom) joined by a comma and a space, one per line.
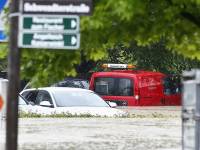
0, 30, 7, 41
22, 0, 93, 15
0, 0, 7, 42
18, 32, 80, 49
21, 15, 80, 32
0, 95, 3, 110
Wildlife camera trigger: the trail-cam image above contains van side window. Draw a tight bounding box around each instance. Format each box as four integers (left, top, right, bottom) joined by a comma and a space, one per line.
95, 78, 114, 95
163, 76, 181, 94
118, 78, 132, 96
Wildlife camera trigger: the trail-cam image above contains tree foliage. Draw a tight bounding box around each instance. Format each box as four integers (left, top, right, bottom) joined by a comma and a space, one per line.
1, 0, 200, 86
82, 0, 200, 58
102, 41, 200, 75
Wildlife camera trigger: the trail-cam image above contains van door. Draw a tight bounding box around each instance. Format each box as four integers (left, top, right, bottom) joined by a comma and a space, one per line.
163, 76, 181, 105
139, 76, 163, 106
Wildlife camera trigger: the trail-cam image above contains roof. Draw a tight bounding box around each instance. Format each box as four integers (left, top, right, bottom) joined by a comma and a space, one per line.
92, 70, 165, 78
21, 87, 93, 93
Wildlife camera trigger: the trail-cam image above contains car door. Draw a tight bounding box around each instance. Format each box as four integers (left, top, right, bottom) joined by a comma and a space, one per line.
35, 90, 54, 107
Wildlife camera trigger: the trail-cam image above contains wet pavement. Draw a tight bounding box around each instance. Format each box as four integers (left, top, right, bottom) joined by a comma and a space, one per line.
0, 107, 182, 150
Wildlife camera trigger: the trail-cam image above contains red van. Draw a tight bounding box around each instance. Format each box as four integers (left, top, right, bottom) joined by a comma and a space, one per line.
89, 64, 181, 106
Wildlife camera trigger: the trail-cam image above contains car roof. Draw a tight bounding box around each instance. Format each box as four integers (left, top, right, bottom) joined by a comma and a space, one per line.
64, 77, 88, 81
21, 87, 93, 93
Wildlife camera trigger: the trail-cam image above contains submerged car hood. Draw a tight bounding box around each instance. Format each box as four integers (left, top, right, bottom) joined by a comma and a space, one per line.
19, 105, 128, 117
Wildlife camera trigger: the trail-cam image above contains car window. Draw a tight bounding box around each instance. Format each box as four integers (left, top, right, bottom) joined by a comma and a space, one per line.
35, 90, 53, 105
54, 80, 82, 88
73, 81, 83, 88
21, 91, 29, 98
81, 80, 89, 89
18, 97, 27, 105
51, 79, 89, 89
21, 90, 38, 104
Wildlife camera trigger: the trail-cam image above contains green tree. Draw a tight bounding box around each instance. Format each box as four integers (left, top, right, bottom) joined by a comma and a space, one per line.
82, 0, 200, 58
1, 0, 200, 86
0, 43, 7, 71
103, 41, 200, 75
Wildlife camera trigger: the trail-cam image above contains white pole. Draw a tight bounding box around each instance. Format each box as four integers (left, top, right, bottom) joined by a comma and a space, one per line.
0, 79, 8, 119
0, 79, 8, 150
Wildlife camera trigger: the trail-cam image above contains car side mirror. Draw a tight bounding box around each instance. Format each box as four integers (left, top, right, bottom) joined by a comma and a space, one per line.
108, 101, 117, 108
40, 101, 53, 108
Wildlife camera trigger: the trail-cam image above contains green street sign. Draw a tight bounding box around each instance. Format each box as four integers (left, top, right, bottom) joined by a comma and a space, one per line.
20, 15, 79, 32
18, 32, 80, 49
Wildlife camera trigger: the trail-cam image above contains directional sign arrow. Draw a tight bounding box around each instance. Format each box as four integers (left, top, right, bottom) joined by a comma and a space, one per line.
71, 36, 77, 45
71, 20, 77, 28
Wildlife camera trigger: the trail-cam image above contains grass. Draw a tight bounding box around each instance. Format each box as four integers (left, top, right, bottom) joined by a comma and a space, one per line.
19, 111, 179, 118
19, 111, 101, 118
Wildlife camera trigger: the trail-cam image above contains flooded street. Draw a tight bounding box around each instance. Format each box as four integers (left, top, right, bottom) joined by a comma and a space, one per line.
0, 107, 182, 150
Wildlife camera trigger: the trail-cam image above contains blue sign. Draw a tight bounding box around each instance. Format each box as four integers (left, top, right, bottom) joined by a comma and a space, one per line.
0, 0, 6, 12
0, 30, 6, 41
0, 0, 7, 41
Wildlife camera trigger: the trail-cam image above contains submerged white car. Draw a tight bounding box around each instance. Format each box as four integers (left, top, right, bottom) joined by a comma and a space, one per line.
19, 87, 127, 117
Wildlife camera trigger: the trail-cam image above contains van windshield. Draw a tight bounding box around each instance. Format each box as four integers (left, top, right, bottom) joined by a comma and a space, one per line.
94, 77, 133, 96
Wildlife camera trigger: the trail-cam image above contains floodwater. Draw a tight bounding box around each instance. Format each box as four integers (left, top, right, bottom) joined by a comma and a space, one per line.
0, 107, 181, 150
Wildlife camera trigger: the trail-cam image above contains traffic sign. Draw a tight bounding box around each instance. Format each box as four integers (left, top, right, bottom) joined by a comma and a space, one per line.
0, 0, 7, 41
18, 32, 80, 49
0, 30, 6, 41
20, 15, 79, 32
0, 0, 7, 11
0, 95, 3, 110
22, 0, 93, 15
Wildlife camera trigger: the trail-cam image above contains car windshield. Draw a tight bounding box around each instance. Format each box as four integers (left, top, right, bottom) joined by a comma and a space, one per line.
18, 96, 27, 105
52, 91, 109, 107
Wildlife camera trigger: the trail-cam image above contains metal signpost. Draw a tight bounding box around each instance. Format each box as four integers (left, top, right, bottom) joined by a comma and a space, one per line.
7, 0, 92, 150
7, 0, 20, 149
182, 69, 200, 150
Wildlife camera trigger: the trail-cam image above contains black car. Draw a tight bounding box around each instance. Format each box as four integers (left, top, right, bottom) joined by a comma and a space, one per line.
51, 78, 89, 89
